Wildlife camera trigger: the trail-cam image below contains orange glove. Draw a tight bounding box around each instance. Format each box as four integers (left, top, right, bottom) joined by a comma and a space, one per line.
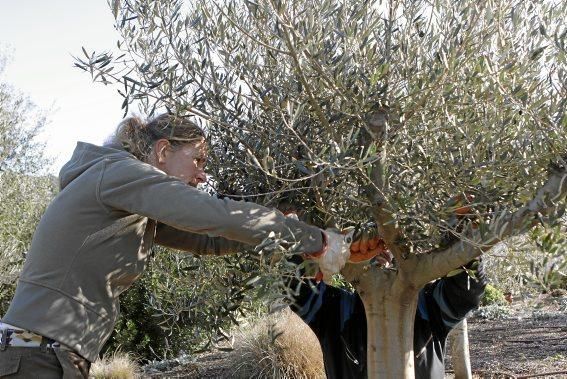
350, 237, 386, 262
347, 223, 391, 264
447, 193, 476, 215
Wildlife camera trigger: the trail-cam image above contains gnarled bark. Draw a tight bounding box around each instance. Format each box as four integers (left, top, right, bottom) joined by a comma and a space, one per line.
343, 264, 419, 378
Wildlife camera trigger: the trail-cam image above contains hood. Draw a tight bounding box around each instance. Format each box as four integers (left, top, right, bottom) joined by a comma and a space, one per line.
59, 142, 133, 190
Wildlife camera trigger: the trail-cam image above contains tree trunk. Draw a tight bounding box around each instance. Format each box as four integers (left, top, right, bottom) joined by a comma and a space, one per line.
344, 265, 419, 378
362, 290, 418, 378
448, 319, 472, 379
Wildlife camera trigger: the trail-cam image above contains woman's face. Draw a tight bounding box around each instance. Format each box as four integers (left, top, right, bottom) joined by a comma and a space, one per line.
156, 139, 208, 187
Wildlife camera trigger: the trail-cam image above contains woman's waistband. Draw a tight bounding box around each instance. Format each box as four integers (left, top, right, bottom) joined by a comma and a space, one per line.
0, 321, 68, 350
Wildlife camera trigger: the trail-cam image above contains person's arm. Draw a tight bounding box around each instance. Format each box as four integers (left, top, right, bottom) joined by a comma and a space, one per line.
425, 258, 487, 331
154, 222, 251, 255
97, 156, 325, 255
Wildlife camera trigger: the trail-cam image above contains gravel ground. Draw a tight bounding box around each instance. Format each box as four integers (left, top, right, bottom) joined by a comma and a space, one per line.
447, 293, 567, 378
145, 294, 567, 378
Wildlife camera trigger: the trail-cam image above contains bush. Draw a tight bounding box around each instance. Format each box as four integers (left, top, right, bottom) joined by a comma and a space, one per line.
524, 225, 567, 292
474, 304, 511, 320
481, 284, 507, 306
0, 174, 56, 315
103, 232, 304, 363
102, 247, 272, 362
0, 61, 55, 315
484, 223, 567, 298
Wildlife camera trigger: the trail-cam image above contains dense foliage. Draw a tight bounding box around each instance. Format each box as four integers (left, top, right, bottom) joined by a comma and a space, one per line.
78, 0, 566, 251
102, 249, 266, 361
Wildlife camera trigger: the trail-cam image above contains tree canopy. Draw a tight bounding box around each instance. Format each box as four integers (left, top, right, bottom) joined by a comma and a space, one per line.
79, 0, 565, 245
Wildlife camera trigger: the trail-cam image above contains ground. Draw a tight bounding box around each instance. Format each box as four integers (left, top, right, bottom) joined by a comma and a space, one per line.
458, 313, 567, 378
446, 292, 567, 378
144, 293, 567, 378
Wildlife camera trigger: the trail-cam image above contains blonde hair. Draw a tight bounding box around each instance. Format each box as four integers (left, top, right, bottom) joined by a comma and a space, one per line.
110, 114, 206, 161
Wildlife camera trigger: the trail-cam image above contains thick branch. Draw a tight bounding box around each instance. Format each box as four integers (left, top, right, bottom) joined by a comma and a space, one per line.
371, 206, 412, 268
363, 109, 413, 265
361, 0, 404, 264
414, 165, 567, 285
341, 261, 369, 284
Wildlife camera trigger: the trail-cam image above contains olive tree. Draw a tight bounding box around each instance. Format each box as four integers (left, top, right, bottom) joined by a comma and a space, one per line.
77, 0, 566, 376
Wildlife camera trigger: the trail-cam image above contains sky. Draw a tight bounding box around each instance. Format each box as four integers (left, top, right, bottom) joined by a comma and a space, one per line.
0, 0, 125, 173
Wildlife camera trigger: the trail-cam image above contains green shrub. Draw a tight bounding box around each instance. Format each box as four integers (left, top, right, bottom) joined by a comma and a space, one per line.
0, 174, 55, 315
102, 246, 276, 362
523, 225, 567, 292
101, 232, 306, 363
484, 223, 567, 298
481, 284, 507, 306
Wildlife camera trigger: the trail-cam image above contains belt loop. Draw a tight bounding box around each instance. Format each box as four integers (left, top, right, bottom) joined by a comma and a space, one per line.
0, 329, 7, 351
40, 336, 48, 353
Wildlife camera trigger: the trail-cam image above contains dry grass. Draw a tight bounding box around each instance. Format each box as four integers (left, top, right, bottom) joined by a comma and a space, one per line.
225, 308, 325, 379
90, 351, 140, 379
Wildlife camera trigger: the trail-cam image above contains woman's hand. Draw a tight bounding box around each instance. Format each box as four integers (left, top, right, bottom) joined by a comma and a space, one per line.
313, 229, 353, 281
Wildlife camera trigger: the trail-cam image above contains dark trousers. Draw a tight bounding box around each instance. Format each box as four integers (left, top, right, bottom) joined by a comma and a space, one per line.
0, 347, 90, 378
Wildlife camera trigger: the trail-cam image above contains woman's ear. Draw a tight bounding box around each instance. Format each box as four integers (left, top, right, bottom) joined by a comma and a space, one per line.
154, 139, 171, 164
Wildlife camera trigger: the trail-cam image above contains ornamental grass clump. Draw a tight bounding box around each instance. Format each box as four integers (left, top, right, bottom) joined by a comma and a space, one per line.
228, 308, 324, 379
90, 352, 140, 379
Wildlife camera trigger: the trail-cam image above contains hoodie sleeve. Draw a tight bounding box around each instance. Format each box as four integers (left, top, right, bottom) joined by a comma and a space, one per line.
154, 222, 250, 256
97, 156, 324, 255
434, 258, 487, 322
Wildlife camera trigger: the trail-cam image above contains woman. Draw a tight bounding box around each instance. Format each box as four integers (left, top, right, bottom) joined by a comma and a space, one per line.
0, 114, 352, 378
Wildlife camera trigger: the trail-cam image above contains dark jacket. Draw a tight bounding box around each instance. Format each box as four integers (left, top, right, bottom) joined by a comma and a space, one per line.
292, 261, 486, 379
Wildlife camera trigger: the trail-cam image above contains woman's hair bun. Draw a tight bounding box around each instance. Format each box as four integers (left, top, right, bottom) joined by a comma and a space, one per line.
110, 113, 205, 161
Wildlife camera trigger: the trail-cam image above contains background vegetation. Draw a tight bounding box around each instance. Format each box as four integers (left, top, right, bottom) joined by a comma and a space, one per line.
485, 223, 566, 297
0, 55, 56, 316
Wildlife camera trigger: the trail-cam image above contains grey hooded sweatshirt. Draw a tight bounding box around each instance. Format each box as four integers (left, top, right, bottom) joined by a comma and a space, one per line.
2, 142, 323, 362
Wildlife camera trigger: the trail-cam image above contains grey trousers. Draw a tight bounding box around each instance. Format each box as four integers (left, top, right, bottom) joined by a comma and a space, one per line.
0, 347, 90, 378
